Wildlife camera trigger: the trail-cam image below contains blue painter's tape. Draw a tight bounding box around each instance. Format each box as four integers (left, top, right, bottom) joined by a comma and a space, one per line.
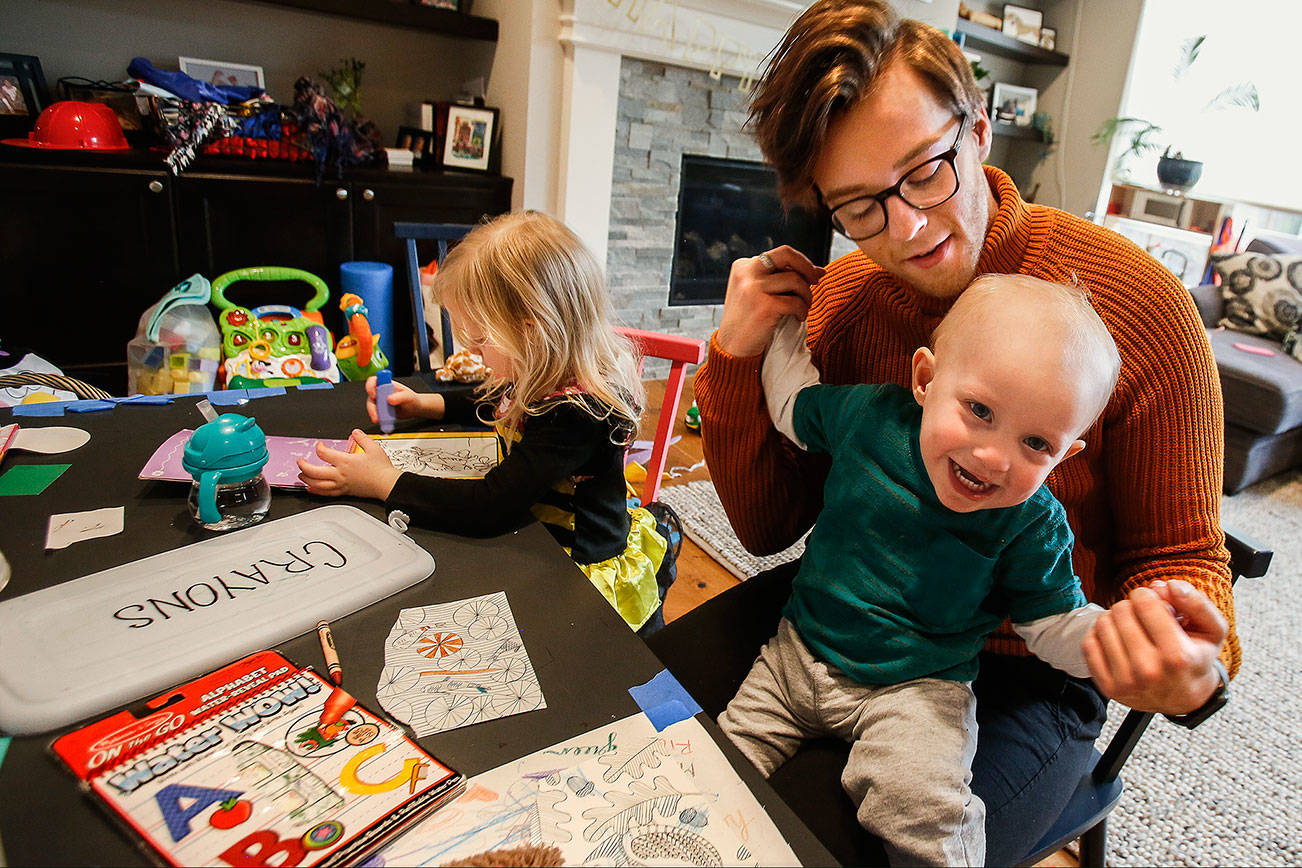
206, 390, 250, 406
66, 399, 116, 413
296, 381, 334, 390
628, 669, 702, 732
114, 394, 175, 405
11, 403, 65, 417
245, 386, 287, 399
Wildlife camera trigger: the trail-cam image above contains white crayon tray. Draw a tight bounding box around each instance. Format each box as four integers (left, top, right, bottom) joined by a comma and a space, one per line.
0, 505, 434, 735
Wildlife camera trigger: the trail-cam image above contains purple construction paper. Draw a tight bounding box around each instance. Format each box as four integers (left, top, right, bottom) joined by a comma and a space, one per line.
139, 429, 351, 489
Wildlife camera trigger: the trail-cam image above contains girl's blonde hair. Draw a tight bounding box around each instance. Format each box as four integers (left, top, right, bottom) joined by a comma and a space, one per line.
434, 210, 644, 443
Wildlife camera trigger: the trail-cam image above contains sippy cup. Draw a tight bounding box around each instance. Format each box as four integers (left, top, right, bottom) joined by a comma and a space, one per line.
181, 413, 271, 531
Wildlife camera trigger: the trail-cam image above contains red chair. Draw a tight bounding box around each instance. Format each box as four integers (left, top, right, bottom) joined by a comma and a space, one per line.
617, 327, 706, 505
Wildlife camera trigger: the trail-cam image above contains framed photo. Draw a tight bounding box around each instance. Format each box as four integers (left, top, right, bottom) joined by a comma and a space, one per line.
0, 53, 50, 139
1038, 26, 1057, 51
395, 125, 433, 159
441, 104, 498, 173
1001, 4, 1043, 46
178, 56, 265, 89
991, 82, 1038, 128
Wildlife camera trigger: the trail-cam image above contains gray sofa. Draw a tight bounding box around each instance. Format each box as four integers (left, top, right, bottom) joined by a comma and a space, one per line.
1189, 236, 1302, 493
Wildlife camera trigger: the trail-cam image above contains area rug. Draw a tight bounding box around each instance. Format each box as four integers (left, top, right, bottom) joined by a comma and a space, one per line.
660, 473, 1302, 866
657, 479, 806, 579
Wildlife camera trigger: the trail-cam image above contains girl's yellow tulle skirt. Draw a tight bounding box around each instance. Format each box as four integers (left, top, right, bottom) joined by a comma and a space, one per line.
577, 507, 667, 630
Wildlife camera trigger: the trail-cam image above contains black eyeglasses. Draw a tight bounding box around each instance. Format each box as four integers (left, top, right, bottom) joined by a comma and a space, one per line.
822, 114, 968, 241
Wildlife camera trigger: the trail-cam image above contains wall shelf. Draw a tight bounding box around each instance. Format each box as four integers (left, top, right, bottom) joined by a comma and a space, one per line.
955, 18, 1068, 66
992, 122, 1044, 141
255, 0, 498, 41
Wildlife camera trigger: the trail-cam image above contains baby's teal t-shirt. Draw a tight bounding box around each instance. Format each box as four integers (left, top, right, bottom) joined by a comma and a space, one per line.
785, 383, 1086, 684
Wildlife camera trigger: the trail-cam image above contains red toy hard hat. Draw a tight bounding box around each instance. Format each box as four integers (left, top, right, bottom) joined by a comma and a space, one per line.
1, 101, 131, 151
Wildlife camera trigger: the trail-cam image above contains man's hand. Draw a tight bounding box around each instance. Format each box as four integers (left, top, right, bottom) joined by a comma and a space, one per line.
714, 245, 826, 358
1083, 580, 1229, 715
297, 430, 402, 501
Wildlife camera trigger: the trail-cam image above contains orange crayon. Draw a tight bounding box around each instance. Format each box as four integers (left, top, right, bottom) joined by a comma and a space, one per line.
317, 619, 343, 685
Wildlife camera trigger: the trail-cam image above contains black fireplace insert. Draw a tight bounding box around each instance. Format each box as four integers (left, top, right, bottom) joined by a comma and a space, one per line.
669, 154, 832, 306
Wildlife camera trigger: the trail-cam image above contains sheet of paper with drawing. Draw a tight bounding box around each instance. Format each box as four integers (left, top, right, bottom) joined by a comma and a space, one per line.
375, 592, 544, 737
377, 711, 801, 866
367, 431, 500, 479
51, 650, 464, 867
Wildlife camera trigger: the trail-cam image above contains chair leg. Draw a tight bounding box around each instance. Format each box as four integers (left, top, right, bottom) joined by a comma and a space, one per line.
1079, 818, 1108, 867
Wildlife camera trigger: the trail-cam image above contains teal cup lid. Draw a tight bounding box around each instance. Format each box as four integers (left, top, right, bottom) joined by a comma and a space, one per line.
181, 413, 269, 484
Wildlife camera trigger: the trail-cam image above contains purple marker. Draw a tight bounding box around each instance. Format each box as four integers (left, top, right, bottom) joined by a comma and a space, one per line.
375, 370, 396, 434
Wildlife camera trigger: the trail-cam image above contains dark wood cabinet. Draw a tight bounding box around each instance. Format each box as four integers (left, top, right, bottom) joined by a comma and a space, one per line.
0, 153, 512, 393
0, 163, 178, 390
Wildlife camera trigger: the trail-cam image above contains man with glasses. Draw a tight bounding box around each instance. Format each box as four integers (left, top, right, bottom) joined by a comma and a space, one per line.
662, 1, 1237, 864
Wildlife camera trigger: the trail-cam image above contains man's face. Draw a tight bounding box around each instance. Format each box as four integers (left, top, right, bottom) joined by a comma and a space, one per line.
811, 62, 996, 300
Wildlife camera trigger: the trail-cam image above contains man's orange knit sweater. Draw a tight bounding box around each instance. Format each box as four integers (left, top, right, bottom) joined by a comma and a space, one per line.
696, 166, 1239, 674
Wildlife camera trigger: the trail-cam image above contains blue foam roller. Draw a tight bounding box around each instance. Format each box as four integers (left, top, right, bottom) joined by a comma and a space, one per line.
340, 261, 395, 367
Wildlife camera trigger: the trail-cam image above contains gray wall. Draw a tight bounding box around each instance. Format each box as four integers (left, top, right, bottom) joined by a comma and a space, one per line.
606, 57, 745, 376
1, 0, 497, 145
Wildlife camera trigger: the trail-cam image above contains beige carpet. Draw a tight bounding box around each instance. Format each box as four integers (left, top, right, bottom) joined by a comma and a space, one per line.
661, 472, 1302, 866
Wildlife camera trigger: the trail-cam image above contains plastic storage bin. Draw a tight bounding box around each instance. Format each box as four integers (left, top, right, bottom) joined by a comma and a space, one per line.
127, 274, 222, 395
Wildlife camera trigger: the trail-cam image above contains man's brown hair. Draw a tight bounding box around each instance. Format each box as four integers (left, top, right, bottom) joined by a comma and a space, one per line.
750, 0, 984, 209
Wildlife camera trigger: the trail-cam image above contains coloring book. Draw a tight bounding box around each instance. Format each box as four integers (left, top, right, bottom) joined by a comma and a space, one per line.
51, 650, 464, 867
367, 432, 500, 480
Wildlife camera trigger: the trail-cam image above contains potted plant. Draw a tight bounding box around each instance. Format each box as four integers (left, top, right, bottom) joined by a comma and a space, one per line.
1093, 35, 1258, 192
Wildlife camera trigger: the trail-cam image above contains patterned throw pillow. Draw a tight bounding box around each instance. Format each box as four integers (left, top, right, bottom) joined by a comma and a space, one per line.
1284, 328, 1302, 363
1212, 252, 1302, 339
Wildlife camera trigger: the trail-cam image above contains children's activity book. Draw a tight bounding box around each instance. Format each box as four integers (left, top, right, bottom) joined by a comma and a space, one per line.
51, 650, 464, 867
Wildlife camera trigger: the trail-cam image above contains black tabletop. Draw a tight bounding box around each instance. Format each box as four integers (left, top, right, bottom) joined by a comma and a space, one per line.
0, 381, 830, 866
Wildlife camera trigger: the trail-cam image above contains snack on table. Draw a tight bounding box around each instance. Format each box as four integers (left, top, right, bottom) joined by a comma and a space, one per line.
435, 349, 491, 382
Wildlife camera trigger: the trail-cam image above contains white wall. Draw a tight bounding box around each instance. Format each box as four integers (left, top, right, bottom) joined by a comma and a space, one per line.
1027, 0, 1144, 217
479, 0, 565, 212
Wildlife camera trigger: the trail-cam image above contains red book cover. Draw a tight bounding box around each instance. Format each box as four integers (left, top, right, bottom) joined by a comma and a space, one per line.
52, 650, 464, 866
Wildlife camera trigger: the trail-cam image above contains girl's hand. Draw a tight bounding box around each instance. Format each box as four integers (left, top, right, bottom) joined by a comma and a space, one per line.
364, 376, 445, 424
297, 430, 402, 501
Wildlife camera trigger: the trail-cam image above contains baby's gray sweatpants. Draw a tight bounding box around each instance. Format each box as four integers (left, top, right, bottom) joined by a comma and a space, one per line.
719, 618, 984, 866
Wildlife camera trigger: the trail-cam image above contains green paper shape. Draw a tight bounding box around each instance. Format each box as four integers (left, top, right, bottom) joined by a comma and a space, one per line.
0, 464, 71, 495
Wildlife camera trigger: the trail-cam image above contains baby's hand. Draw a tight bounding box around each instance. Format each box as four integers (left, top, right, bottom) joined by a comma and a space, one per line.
364, 376, 438, 424
297, 430, 401, 501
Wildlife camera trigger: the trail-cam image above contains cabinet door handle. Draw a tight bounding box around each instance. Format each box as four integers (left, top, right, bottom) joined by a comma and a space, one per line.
362, 188, 375, 201
148, 180, 164, 194
335, 187, 349, 200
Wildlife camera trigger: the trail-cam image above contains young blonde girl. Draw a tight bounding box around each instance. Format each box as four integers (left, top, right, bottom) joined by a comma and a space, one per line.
298, 211, 671, 633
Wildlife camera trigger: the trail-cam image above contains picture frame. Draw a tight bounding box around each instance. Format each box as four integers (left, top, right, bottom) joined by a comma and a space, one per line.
395, 125, 433, 160
0, 53, 50, 139
177, 56, 265, 89
1001, 4, 1043, 46
441, 104, 498, 173
991, 82, 1038, 128
1038, 26, 1057, 51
